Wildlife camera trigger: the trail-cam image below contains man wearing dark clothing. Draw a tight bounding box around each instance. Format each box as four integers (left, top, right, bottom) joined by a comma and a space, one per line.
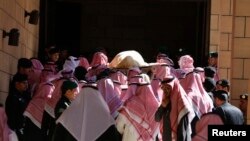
9, 58, 32, 94
203, 77, 216, 104
52, 123, 76, 141
239, 93, 248, 124
53, 124, 121, 141
155, 103, 191, 141
155, 104, 172, 141
212, 90, 244, 125
54, 80, 78, 119
5, 73, 31, 141
52, 80, 78, 141
155, 77, 194, 141
41, 111, 55, 141
15, 58, 33, 76
41, 78, 74, 141
204, 66, 216, 78
207, 52, 220, 81
52, 85, 121, 141
41, 71, 76, 141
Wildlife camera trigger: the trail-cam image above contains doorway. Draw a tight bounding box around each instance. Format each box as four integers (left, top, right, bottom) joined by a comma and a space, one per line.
39, 0, 210, 67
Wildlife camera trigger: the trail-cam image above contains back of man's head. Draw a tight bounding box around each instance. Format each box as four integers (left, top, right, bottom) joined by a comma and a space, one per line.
17, 58, 32, 70
204, 66, 216, 78
209, 52, 218, 58
213, 90, 229, 101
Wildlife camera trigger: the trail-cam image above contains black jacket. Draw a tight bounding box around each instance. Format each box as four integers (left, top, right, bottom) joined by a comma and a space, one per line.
212, 102, 244, 125
5, 89, 31, 131
54, 96, 71, 120
155, 104, 191, 141
52, 124, 121, 141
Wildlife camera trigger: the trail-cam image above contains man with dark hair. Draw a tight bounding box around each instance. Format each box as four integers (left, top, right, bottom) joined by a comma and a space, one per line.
204, 66, 216, 78
212, 90, 244, 125
216, 79, 230, 92
215, 79, 230, 101
155, 76, 195, 141
203, 66, 217, 103
54, 84, 122, 141
239, 93, 248, 124
17, 58, 33, 75
5, 73, 31, 141
9, 58, 33, 99
203, 77, 216, 103
52, 80, 78, 141
57, 48, 70, 71
208, 52, 218, 67
43, 46, 60, 73
74, 66, 87, 82
207, 52, 219, 81
54, 80, 78, 119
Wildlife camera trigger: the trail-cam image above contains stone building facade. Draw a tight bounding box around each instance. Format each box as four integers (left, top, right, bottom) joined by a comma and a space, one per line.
210, 0, 250, 124
0, 0, 249, 123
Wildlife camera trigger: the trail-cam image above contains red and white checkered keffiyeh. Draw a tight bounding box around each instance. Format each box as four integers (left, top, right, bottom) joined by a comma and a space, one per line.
97, 78, 123, 118
179, 72, 214, 118
90, 52, 108, 67
120, 83, 160, 141
163, 77, 195, 140
178, 55, 194, 73
44, 77, 76, 118
24, 82, 55, 128
29, 58, 44, 95
151, 64, 172, 102
78, 56, 90, 70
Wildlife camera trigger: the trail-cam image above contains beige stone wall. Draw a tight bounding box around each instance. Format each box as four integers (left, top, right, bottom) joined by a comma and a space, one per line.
210, 0, 250, 124
234, 0, 250, 125
210, 0, 233, 80
0, 0, 40, 105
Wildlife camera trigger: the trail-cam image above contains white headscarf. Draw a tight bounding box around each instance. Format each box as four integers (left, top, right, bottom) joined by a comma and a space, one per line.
56, 86, 115, 141
62, 56, 80, 72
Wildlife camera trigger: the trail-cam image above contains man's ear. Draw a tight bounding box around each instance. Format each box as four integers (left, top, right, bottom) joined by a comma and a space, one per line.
14, 81, 19, 87
65, 89, 71, 96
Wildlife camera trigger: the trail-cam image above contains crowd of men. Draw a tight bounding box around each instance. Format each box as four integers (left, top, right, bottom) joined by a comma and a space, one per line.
0, 47, 248, 141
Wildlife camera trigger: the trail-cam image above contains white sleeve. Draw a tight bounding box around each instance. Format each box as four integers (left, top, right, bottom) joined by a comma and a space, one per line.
115, 113, 127, 135
9, 130, 18, 141
115, 113, 139, 141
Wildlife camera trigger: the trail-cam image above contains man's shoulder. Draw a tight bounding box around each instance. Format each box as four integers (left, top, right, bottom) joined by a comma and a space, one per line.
222, 103, 242, 114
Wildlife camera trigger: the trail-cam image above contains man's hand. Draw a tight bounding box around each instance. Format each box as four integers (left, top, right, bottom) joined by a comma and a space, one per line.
161, 83, 171, 107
